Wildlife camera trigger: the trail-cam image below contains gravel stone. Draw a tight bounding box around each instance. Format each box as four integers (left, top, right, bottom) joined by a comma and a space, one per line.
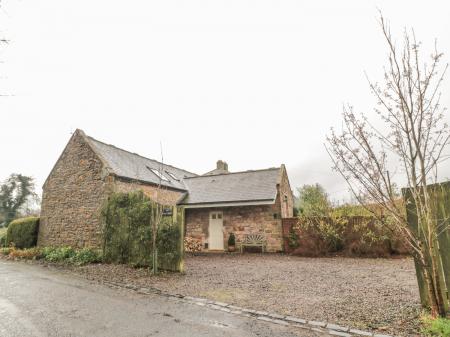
59, 254, 420, 336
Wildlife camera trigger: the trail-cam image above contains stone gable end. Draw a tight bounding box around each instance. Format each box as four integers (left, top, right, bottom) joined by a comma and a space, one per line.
38, 131, 111, 248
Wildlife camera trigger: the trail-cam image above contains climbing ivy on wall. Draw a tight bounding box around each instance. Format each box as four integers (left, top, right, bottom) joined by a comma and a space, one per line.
101, 190, 184, 272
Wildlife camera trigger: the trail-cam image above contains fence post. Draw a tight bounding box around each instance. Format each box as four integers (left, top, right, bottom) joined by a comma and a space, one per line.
177, 206, 185, 273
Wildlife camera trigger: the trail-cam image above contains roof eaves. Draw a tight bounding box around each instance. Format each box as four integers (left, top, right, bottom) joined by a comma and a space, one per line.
179, 199, 276, 208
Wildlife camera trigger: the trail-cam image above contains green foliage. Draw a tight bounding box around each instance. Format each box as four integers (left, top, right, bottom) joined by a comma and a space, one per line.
228, 233, 236, 246
297, 184, 331, 217
421, 315, 450, 336
0, 174, 36, 226
0, 247, 10, 255
41, 246, 75, 262
101, 191, 183, 271
70, 248, 102, 265
2, 246, 101, 265
299, 215, 347, 252
331, 203, 373, 217
289, 215, 405, 257
157, 224, 182, 270
6, 217, 39, 249
287, 227, 299, 249
0, 227, 6, 247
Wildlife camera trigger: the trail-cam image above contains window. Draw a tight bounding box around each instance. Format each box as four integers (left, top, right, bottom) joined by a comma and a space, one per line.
165, 171, 179, 181
212, 214, 216, 219
147, 166, 169, 182
217, 213, 222, 219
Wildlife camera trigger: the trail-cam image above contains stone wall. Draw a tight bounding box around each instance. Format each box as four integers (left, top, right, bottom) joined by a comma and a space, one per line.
279, 165, 294, 218
185, 204, 284, 252
38, 130, 111, 248
114, 179, 184, 206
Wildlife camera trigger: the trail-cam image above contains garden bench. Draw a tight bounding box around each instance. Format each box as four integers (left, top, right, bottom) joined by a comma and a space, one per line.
239, 234, 267, 253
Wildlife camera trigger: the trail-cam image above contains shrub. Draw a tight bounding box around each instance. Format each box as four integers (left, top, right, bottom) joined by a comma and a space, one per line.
6, 217, 39, 249
288, 216, 408, 257
102, 191, 184, 271
41, 246, 76, 262
421, 315, 450, 336
70, 248, 102, 265
0, 247, 10, 255
228, 233, 236, 247
0, 229, 6, 247
8, 247, 41, 259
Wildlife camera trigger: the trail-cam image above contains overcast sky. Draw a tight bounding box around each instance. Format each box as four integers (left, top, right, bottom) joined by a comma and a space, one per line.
1, 0, 450, 203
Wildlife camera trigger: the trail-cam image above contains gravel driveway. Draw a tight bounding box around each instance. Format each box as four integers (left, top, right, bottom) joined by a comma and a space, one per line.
71, 254, 421, 336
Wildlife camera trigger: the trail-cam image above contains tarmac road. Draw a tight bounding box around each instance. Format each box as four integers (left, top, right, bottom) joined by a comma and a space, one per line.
0, 260, 326, 337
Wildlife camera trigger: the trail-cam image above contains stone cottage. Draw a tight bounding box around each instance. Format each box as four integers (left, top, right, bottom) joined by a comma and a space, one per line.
38, 129, 294, 252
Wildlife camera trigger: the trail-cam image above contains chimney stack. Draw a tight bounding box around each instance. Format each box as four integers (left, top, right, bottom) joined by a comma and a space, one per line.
216, 160, 229, 172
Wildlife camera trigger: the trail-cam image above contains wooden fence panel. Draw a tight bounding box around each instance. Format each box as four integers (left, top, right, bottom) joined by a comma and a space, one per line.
403, 182, 450, 311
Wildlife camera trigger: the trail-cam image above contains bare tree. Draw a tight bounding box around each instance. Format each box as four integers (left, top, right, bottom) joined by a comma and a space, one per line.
151, 142, 166, 274
326, 14, 449, 317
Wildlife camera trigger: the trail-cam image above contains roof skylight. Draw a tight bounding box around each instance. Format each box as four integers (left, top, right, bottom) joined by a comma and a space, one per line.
165, 171, 179, 181
147, 166, 169, 182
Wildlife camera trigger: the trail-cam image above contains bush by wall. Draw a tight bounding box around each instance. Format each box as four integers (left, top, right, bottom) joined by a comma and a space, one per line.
1, 246, 101, 265
282, 216, 410, 257
6, 217, 39, 249
101, 191, 184, 271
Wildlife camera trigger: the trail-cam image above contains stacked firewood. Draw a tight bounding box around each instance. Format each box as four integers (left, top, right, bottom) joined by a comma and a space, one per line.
184, 237, 202, 252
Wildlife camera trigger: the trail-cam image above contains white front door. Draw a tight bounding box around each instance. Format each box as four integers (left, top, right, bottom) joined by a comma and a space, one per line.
209, 211, 224, 250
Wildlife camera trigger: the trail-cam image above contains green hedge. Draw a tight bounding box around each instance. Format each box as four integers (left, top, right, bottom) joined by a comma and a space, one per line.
6, 217, 39, 249
102, 191, 184, 271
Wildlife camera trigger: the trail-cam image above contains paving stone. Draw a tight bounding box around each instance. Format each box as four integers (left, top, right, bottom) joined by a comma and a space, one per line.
207, 304, 222, 310
311, 327, 325, 333
242, 308, 257, 314
326, 323, 349, 332
228, 305, 243, 310
292, 323, 310, 330
273, 319, 289, 326
230, 310, 242, 315
309, 320, 327, 328
255, 310, 269, 316
329, 330, 351, 337
285, 316, 307, 324
194, 302, 206, 307
267, 313, 285, 320
374, 334, 392, 337
257, 316, 275, 323
219, 307, 231, 313
193, 298, 208, 303
349, 329, 373, 336
214, 301, 229, 307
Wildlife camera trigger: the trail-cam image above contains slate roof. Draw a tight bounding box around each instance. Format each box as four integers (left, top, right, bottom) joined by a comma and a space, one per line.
179, 168, 280, 205
86, 135, 197, 191
82, 131, 281, 206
